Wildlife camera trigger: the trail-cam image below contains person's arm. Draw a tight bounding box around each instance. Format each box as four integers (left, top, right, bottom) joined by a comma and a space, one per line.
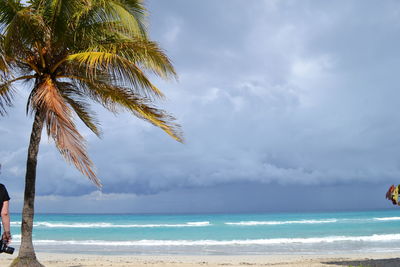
1, 201, 11, 244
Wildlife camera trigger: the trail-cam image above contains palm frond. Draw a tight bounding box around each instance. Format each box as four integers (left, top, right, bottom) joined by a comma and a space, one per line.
30, 76, 101, 186
0, 0, 23, 27
56, 80, 102, 137
59, 74, 182, 142
112, 0, 146, 35
106, 0, 146, 37
77, 77, 183, 142
42, 0, 86, 44
3, 8, 48, 60
0, 35, 9, 73
74, 0, 146, 39
89, 39, 176, 79
63, 51, 164, 98
0, 81, 13, 115
0, 75, 36, 115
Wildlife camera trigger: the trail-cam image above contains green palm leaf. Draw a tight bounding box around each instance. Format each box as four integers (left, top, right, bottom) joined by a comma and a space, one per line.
64, 51, 165, 98
0, 0, 23, 26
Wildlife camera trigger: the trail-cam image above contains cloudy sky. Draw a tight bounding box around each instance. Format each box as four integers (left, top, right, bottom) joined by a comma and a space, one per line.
1, 0, 400, 213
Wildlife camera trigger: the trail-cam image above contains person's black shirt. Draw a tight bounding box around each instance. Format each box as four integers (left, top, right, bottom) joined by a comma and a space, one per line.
0, 184, 10, 214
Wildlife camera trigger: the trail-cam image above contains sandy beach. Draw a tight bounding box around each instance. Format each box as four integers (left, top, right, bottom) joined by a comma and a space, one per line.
1, 253, 400, 267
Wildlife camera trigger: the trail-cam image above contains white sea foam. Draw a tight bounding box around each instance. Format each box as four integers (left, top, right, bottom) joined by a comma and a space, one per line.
12, 221, 211, 228
374, 217, 400, 221
225, 219, 338, 226
11, 233, 400, 246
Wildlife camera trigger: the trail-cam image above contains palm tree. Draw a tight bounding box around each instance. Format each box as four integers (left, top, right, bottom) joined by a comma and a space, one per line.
0, 0, 182, 266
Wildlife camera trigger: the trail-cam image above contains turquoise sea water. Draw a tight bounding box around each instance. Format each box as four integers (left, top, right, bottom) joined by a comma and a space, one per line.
8, 210, 400, 255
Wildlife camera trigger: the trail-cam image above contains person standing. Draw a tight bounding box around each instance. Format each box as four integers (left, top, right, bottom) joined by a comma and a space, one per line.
0, 165, 11, 244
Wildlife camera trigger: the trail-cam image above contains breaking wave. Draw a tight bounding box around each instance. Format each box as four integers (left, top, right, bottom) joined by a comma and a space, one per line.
12, 233, 400, 246
373, 217, 400, 221
225, 219, 338, 226
11, 221, 211, 228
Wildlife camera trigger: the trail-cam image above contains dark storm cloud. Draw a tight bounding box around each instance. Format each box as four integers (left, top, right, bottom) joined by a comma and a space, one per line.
16, 182, 391, 214
1, 0, 400, 212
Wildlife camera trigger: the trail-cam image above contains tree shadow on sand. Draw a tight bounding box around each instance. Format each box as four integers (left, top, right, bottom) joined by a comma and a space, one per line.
323, 257, 400, 267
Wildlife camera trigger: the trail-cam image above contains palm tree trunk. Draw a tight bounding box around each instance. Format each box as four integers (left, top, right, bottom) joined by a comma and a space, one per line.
11, 111, 45, 267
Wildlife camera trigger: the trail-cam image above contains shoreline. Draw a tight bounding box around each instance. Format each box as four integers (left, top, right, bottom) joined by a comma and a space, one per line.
1, 252, 400, 266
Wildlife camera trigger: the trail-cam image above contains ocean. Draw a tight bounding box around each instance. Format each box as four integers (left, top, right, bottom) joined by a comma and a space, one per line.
8, 209, 400, 255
